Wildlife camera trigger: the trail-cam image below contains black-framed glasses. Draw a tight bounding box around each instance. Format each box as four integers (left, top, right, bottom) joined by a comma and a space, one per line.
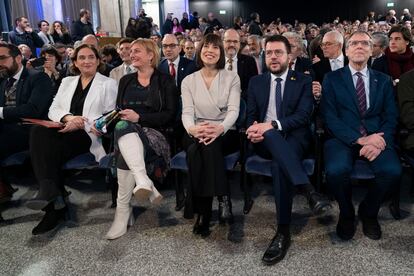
162, 44, 178, 49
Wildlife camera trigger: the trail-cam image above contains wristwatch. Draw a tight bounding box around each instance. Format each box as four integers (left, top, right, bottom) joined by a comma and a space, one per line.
271, 120, 279, 130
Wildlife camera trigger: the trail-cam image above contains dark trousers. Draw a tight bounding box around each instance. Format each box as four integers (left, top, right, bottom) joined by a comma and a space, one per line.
324, 138, 402, 219
253, 129, 309, 225
0, 123, 31, 180
30, 126, 91, 197
182, 130, 239, 216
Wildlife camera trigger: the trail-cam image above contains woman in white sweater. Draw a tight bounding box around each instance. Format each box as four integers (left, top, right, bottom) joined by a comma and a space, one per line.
181, 33, 241, 236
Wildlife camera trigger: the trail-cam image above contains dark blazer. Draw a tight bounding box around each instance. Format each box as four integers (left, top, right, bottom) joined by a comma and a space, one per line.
158, 56, 197, 92
312, 56, 349, 83
321, 66, 397, 147
0, 68, 53, 122
294, 57, 315, 80
70, 20, 94, 42
237, 53, 258, 99
397, 69, 414, 150
117, 69, 178, 128
371, 55, 389, 76
247, 70, 314, 149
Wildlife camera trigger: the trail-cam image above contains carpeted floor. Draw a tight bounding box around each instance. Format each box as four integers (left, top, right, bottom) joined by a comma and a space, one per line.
1, 170, 414, 276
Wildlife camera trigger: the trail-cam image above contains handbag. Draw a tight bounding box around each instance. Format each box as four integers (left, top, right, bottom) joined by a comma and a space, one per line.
95, 108, 121, 134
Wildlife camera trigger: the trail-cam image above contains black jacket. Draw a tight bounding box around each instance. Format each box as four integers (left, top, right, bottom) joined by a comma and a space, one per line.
312, 56, 349, 83
158, 56, 197, 92
0, 68, 53, 122
116, 69, 178, 128
70, 20, 94, 42
236, 54, 258, 99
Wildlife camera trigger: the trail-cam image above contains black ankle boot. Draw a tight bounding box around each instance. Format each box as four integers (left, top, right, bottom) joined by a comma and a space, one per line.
198, 214, 211, 237
32, 202, 67, 235
218, 196, 234, 225
26, 180, 61, 210
193, 215, 201, 234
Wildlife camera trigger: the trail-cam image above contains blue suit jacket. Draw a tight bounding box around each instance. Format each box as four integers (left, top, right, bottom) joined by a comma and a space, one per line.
158, 56, 197, 92
321, 65, 397, 147
247, 70, 314, 149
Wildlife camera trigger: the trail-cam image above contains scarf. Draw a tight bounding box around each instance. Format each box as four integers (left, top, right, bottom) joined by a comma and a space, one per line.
385, 46, 414, 80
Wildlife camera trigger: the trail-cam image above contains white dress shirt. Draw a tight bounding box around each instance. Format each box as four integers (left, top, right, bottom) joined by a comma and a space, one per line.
225, 56, 238, 73
264, 69, 289, 130
169, 56, 180, 84
349, 65, 370, 109
329, 53, 345, 71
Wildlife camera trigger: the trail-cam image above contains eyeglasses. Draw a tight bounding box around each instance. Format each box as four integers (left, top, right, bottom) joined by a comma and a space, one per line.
0, 55, 12, 61
224, 40, 239, 44
348, 40, 371, 47
321, 42, 337, 48
162, 44, 178, 49
265, 50, 286, 57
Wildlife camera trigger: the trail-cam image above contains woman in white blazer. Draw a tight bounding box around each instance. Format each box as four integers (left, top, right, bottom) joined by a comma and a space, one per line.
26, 44, 117, 235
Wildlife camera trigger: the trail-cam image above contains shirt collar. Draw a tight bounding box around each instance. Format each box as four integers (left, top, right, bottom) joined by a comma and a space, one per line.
12, 66, 24, 81
349, 64, 368, 77
271, 69, 289, 82
170, 56, 180, 67
330, 53, 344, 63
225, 55, 238, 62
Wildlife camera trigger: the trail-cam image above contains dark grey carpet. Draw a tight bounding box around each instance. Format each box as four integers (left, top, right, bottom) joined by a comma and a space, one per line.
1, 170, 414, 275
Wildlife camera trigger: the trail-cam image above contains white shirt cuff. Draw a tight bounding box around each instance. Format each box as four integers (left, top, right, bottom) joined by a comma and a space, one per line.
0, 107, 3, 119
276, 120, 282, 130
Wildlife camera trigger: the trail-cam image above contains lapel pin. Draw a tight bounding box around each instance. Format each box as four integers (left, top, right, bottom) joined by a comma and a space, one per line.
290, 76, 296, 80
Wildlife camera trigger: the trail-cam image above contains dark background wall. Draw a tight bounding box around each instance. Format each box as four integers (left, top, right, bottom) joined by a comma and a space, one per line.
189, 0, 414, 27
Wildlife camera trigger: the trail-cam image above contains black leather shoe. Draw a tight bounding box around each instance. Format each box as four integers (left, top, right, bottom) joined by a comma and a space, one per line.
194, 215, 211, 237
175, 198, 185, 211
218, 196, 234, 225
262, 232, 291, 265
32, 204, 67, 235
336, 216, 356, 241
308, 192, 332, 215
243, 199, 254, 214
388, 202, 401, 220
358, 208, 381, 240
26, 180, 63, 210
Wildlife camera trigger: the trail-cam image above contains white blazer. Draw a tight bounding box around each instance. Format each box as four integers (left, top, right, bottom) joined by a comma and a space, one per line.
48, 72, 118, 161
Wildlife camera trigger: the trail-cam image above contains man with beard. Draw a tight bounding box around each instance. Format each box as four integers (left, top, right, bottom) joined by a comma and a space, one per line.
8, 16, 44, 57
246, 35, 330, 265
70, 9, 95, 42
224, 29, 258, 99
0, 43, 53, 202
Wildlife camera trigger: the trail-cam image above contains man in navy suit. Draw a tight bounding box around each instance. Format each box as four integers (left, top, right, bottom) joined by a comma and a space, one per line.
158, 34, 197, 211
0, 43, 53, 202
321, 31, 402, 241
246, 35, 330, 265
158, 34, 197, 93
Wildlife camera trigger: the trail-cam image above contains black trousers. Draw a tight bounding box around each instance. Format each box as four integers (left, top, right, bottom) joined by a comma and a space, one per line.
253, 129, 309, 225
182, 130, 239, 216
0, 122, 31, 180
30, 126, 91, 197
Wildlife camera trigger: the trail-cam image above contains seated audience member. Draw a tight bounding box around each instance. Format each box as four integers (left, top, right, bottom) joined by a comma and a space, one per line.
9, 16, 44, 57
50, 21, 72, 45
158, 34, 196, 211
247, 35, 264, 74
372, 25, 414, 83
109, 38, 136, 83
398, 69, 414, 156
18, 44, 34, 62
37, 20, 54, 45
282, 32, 315, 79
172, 18, 184, 33
0, 43, 53, 203
181, 34, 240, 236
106, 39, 178, 240
246, 35, 330, 265
101, 44, 122, 67
33, 45, 65, 95
26, 44, 117, 235
321, 31, 401, 241
223, 29, 258, 100
183, 39, 196, 60
370, 32, 389, 66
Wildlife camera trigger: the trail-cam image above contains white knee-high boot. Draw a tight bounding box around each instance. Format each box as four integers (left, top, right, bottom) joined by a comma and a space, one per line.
118, 133, 162, 204
105, 169, 135, 240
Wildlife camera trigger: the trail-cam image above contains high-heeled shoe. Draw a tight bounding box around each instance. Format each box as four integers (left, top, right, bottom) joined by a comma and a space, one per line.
105, 169, 135, 240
